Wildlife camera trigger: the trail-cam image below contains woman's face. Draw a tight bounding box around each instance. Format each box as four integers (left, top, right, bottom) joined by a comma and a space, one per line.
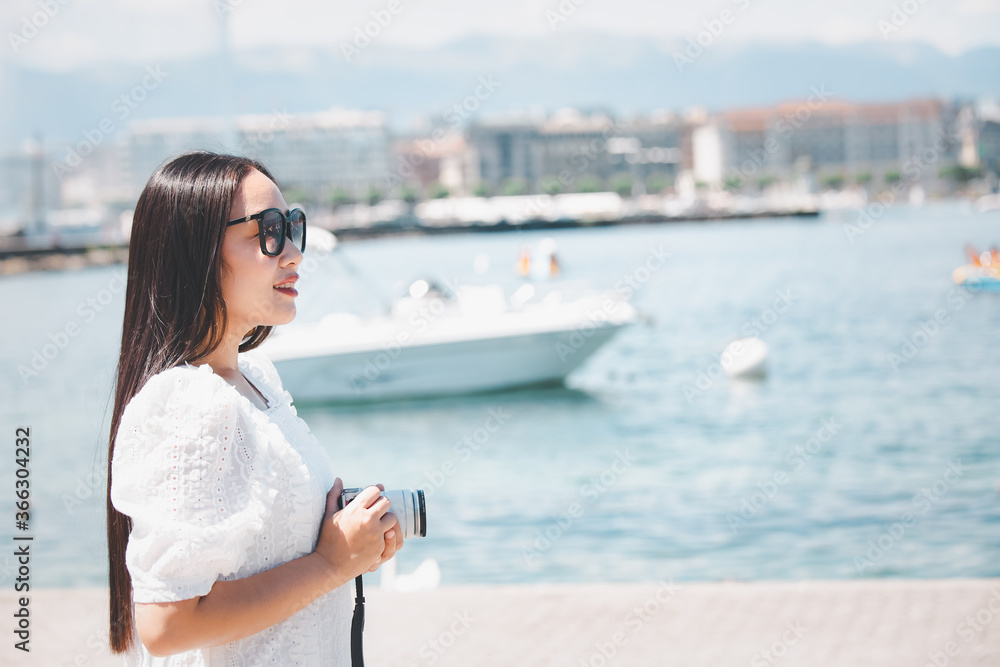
220, 168, 302, 337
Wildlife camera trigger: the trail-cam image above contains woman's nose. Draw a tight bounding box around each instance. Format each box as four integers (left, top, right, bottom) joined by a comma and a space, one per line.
280, 236, 303, 266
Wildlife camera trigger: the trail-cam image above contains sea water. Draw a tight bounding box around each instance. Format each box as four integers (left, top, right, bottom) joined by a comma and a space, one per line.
2, 200, 998, 587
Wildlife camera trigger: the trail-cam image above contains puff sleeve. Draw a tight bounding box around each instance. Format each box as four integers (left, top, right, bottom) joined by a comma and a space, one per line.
110, 364, 278, 603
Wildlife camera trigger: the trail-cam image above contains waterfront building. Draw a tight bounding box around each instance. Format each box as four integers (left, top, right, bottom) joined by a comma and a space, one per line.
705, 98, 958, 191
237, 108, 390, 201
973, 119, 1000, 175
390, 131, 471, 197
467, 109, 683, 195
466, 99, 968, 196
121, 108, 390, 202
0, 143, 61, 234
123, 117, 231, 194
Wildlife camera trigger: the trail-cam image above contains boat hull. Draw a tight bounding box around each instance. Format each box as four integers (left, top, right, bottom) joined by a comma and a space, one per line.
268, 322, 628, 402
953, 264, 1000, 291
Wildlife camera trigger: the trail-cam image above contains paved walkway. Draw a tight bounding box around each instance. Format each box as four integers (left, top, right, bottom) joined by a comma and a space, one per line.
3, 580, 999, 666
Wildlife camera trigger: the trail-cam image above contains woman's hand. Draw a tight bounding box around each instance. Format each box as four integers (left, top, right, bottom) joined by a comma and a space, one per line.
313, 478, 394, 589
367, 483, 405, 573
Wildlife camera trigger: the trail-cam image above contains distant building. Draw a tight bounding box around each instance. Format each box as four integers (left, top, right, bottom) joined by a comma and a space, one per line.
605, 112, 683, 194
462, 99, 969, 196
467, 115, 545, 190
390, 131, 471, 196
13, 98, 992, 230
467, 109, 682, 195
702, 98, 958, 190
974, 119, 1000, 175
691, 124, 723, 187
238, 108, 390, 200
120, 109, 391, 201
0, 141, 62, 234
123, 117, 232, 194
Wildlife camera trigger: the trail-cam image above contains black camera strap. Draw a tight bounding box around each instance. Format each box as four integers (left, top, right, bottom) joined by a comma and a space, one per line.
351, 574, 365, 667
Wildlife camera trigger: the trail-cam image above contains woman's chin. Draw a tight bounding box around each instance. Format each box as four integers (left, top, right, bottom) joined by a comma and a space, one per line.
239, 300, 297, 331
272, 303, 297, 325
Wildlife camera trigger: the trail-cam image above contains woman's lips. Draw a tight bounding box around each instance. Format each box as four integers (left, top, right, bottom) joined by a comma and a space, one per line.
274, 274, 299, 296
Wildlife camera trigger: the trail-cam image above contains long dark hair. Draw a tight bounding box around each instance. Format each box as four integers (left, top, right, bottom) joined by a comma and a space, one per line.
106, 151, 278, 653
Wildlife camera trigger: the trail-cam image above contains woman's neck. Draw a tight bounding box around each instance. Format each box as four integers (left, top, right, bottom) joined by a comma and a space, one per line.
193, 328, 270, 410
196, 327, 246, 375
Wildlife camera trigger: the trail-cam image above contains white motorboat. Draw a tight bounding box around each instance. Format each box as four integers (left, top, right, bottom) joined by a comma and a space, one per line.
260, 277, 638, 403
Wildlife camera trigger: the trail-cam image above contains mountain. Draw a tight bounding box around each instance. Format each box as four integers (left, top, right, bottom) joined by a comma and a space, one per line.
2, 33, 997, 153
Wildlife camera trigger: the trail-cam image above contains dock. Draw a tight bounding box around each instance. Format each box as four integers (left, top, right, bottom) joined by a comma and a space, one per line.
0, 208, 819, 276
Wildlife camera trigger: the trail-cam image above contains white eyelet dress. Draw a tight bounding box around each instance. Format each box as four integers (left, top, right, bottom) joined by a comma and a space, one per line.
110, 349, 352, 666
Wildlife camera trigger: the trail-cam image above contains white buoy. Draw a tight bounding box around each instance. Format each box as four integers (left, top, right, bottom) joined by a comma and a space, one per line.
722, 337, 769, 379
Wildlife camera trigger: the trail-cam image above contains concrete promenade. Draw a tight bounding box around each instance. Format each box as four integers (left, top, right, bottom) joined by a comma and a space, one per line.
3, 579, 999, 666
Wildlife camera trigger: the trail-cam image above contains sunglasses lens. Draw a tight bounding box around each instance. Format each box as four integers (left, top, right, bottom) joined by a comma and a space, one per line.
261, 209, 284, 255
288, 209, 306, 251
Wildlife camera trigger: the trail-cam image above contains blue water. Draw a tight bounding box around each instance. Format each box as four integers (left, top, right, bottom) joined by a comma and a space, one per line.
2, 201, 999, 588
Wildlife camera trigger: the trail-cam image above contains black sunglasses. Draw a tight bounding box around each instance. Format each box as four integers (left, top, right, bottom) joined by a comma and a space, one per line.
227, 208, 306, 257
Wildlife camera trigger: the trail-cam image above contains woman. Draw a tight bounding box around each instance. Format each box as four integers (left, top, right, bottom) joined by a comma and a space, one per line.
106, 151, 402, 664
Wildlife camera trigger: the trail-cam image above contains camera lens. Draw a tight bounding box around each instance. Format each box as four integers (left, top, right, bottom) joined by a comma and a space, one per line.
339, 487, 427, 539
416, 489, 426, 538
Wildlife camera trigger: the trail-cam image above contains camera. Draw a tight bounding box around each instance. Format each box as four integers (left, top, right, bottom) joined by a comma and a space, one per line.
338, 487, 427, 539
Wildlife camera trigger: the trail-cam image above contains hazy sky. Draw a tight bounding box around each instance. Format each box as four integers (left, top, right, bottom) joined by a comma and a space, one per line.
2, 0, 999, 71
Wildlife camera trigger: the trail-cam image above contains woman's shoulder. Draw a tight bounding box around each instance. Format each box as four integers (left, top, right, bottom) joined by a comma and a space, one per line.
114, 363, 240, 477
121, 362, 231, 423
